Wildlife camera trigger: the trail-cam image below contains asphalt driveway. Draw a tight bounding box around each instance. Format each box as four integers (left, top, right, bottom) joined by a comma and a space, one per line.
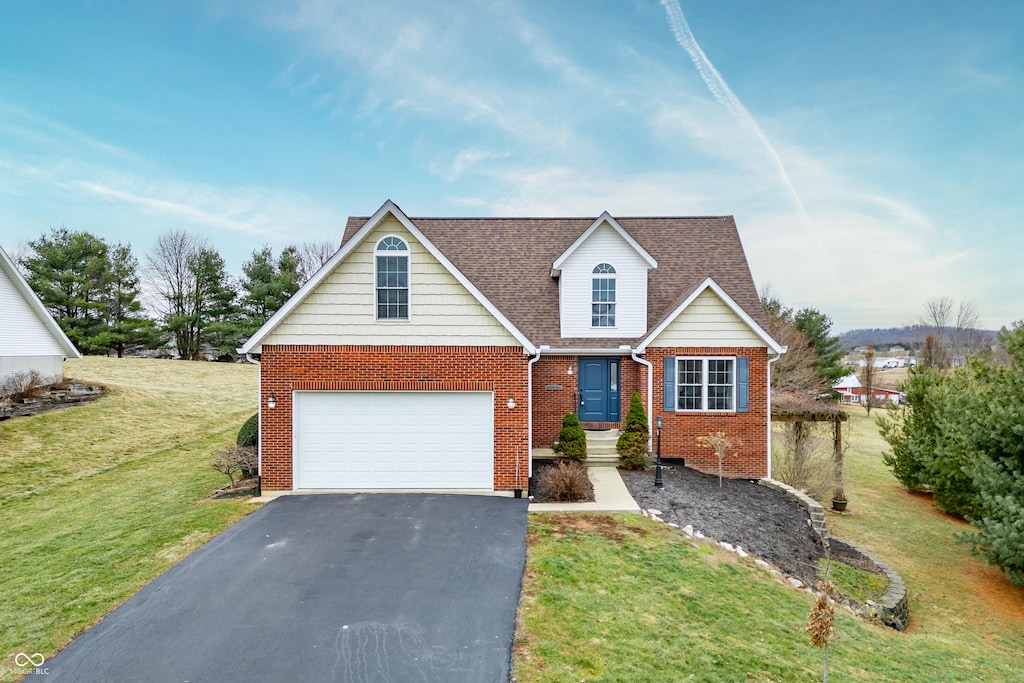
46, 494, 529, 682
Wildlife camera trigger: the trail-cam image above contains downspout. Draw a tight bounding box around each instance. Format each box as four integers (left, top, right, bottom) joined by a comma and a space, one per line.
527, 352, 541, 486
631, 350, 653, 447
766, 348, 785, 480
244, 352, 262, 497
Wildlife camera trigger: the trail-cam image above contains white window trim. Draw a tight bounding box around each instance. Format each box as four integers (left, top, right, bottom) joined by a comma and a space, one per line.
591, 263, 617, 329
374, 234, 411, 322
675, 356, 737, 413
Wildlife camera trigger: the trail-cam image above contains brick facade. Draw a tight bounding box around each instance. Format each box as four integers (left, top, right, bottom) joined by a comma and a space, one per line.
260, 345, 530, 492
647, 346, 770, 479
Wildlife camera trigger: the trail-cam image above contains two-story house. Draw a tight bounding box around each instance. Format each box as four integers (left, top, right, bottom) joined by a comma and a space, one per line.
240, 200, 784, 494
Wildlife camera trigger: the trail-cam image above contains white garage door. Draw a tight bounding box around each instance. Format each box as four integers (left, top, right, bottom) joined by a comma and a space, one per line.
293, 391, 494, 490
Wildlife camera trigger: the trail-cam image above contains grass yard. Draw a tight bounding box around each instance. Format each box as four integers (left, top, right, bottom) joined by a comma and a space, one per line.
0, 357, 258, 682
513, 408, 1024, 682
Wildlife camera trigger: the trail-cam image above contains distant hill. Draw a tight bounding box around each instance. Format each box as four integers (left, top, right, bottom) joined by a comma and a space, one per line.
839, 325, 997, 351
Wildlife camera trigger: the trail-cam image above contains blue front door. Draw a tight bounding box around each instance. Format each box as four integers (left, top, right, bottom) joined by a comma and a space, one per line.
578, 358, 621, 423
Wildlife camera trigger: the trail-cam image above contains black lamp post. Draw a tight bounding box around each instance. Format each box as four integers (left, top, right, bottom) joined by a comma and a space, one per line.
654, 414, 664, 488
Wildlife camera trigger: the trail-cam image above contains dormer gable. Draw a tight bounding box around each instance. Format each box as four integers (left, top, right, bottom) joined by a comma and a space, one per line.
553, 213, 657, 339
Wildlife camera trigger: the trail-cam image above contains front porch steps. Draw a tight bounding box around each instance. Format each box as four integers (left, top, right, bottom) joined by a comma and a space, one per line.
532, 429, 621, 468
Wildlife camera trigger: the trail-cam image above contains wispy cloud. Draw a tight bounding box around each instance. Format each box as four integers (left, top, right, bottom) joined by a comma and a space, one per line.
659, 0, 833, 271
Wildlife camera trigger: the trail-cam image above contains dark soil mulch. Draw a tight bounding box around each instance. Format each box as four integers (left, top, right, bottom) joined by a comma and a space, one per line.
621, 464, 855, 587
530, 460, 595, 503
210, 477, 259, 499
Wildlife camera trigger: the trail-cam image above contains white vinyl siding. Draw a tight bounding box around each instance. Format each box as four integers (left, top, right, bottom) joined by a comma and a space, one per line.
648, 288, 768, 348
0, 265, 67, 358
293, 391, 493, 490
559, 223, 649, 338
264, 217, 518, 346
0, 356, 62, 382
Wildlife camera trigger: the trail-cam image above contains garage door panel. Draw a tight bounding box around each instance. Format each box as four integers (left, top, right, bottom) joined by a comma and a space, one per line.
293, 391, 493, 490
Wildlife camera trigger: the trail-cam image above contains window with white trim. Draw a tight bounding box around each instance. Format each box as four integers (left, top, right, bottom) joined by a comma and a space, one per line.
375, 236, 409, 320
677, 357, 735, 411
591, 263, 616, 327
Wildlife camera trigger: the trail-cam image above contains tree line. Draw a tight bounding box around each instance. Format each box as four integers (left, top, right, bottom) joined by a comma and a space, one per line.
17, 226, 337, 359
880, 323, 1024, 586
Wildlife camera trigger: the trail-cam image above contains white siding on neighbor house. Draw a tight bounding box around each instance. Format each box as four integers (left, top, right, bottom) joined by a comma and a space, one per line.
559, 222, 650, 338
0, 356, 62, 382
0, 266, 66, 358
264, 217, 519, 346
648, 288, 767, 348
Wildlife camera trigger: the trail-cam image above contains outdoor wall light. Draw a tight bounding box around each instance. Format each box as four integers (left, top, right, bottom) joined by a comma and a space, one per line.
567, 365, 574, 375
507, 396, 516, 409
267, 393, 277, 409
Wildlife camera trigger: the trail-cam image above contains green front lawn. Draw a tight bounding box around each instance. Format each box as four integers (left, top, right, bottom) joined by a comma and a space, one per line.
513, 408, 1024, 681
0, 357, 257, 682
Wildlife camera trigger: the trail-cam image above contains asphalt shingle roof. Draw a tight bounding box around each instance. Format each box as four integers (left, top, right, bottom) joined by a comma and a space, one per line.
342, 214, 768, 349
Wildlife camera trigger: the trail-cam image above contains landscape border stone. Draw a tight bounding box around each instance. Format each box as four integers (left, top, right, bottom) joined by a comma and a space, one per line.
758, 477, 909, 631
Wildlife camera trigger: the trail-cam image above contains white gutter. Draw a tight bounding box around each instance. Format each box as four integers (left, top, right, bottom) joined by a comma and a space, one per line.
527, 352, 541, 479
538, 347, 631, 356
631, 350, 654, 447
766, 347, 786, 479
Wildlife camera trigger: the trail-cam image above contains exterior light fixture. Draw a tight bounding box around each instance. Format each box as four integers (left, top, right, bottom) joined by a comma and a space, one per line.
654, 414, 664, 488
267, 393, 277, 409
507, 396, 516, 409
567, 365, 574, 375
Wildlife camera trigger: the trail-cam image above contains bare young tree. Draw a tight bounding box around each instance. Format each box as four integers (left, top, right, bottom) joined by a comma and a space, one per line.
920, 334, 949, 369
950, 298, 981, 363
295, 239, 338, 284
860, 346, 877, 414
920, 296, 954, 343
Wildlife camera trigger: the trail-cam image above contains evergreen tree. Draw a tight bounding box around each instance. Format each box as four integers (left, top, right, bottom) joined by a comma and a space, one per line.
794, 308, 846, 386
617, 392, 649, 470
94, 243, 160, 357
23, 227, 111, 353
238, 244, 302, 338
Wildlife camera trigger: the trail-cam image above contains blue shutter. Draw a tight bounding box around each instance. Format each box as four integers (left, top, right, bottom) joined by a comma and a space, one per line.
663, 356, 676, 411
736, 356, 749, 413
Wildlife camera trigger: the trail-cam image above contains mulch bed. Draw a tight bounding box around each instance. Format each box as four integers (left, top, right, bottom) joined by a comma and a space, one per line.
620, 463, 867, 588
209, 477, 259, 499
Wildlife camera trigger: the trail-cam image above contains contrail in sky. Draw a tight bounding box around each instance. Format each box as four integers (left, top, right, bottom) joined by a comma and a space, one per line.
660, 0, 831, 265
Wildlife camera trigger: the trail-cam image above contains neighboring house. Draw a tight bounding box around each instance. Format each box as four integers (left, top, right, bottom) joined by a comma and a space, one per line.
0, 245, 81, 384
833, 374, 904, 405
240, 201, 784, 494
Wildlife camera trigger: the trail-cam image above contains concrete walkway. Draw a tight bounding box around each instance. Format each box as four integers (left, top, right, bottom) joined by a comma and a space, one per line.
529, 466, 641, 513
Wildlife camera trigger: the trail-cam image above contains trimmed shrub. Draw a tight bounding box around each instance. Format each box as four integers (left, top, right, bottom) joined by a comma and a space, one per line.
237, 412, 258, 447
553, 412, 587, 461
236, 413, 259, 477
536, 460, 591, 502
617, 392, 649, 470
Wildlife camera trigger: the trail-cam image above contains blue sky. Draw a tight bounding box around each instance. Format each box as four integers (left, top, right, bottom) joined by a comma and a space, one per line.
1, 1, 1021, 332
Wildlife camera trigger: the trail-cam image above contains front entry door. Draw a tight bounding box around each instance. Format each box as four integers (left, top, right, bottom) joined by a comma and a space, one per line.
578, 358, 621, 423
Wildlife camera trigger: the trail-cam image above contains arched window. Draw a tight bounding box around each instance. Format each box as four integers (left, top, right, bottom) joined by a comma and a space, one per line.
375, 236, 409, 320
591, 263, 616, 327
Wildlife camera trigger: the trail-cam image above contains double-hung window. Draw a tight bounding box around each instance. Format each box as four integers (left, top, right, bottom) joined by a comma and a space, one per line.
676, 357, 735, 411
375, 236, 409, 320
591, 263, 616, 327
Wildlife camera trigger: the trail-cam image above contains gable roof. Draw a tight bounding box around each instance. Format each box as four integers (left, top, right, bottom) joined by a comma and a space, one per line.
240, 201, 537, 354
0, 245, 81, 358
637, 277, 784, 353
340, 210, 771, 350
550, 212, 657, 276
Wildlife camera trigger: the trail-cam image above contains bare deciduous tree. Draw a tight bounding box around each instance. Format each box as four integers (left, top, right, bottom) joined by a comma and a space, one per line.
860, 346, 877, 414
295, 240, 338, 284
920, 333, 949, 369
950, 298, 980, 363
920, 296, 954, 341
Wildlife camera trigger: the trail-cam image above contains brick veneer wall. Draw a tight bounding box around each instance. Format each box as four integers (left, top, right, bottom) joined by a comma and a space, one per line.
530, 355, 646, 446
647, 347, 770, 479
260, 345, 530, 491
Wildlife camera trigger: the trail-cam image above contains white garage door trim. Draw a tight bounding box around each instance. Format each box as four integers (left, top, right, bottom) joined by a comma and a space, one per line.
292, 390, 494, 491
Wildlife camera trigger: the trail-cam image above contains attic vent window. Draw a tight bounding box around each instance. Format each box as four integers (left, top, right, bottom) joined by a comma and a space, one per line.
375, 236, 409, 320
591, 263, 616, 327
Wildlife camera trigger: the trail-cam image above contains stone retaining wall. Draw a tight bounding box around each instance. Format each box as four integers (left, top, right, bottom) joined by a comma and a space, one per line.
758, 478, 909, 631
